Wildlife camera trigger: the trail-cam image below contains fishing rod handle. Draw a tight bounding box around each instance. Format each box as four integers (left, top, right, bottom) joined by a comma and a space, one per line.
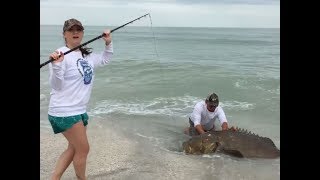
40, 34, 105, 69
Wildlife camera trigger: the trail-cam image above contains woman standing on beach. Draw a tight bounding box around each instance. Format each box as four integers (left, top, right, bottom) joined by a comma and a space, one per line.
47, 18, 113, 180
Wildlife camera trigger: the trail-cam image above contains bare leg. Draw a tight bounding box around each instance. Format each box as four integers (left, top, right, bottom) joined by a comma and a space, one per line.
62, 121, 90, 180
51, 143, 75, 180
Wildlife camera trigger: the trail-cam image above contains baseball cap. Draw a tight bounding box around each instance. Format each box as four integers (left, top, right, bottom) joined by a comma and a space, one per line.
63, 18, 84, 32
206, 93, 219, 106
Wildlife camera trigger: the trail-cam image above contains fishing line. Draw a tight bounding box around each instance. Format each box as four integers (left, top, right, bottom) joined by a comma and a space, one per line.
40, 13, 150, 69
148, 14, 163, 86
147, 14, 177, 137
148, 14, 159, 58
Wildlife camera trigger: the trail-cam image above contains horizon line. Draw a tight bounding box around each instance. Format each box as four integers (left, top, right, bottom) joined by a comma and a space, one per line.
40, 24, 279, 29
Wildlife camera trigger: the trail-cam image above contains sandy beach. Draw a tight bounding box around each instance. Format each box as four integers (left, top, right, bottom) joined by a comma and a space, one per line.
40, 121, 137, 180
41, 117, 280, 180
40, 118, 207, 180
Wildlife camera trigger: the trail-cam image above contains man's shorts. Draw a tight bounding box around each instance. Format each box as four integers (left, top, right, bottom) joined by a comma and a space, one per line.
48, 113, 89, 134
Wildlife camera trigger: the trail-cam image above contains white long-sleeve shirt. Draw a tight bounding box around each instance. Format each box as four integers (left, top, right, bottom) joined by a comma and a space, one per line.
48, 43, 113, 117
189, 100, 227, 131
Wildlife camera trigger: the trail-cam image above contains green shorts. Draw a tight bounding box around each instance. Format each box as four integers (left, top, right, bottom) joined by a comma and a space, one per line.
48, 113, 89, 134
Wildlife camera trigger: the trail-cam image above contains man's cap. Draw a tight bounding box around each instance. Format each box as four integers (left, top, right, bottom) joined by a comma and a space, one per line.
206, 93, 219, 106
63, 18, 84, 32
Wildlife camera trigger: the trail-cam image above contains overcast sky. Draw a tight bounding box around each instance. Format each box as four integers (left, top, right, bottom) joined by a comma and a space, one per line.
40, 0, 280, 28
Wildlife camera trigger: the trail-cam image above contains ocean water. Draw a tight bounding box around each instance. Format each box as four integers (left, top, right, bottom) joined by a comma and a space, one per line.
40, 25, 280, 179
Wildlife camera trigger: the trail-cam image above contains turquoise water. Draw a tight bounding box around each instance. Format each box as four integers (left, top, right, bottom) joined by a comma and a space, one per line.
40, 25, 280, 179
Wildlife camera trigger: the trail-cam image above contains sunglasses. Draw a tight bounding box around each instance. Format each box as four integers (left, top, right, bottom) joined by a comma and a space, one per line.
207, 104, 217, 109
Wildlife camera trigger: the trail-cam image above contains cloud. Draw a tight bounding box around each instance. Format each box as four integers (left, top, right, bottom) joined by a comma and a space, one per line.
40, 0, 279, 28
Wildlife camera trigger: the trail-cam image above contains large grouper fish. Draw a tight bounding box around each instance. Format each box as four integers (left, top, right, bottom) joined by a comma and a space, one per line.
182, 127, 280, 158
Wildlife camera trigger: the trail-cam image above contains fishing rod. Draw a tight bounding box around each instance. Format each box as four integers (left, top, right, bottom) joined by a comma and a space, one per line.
40, 13, 150, 69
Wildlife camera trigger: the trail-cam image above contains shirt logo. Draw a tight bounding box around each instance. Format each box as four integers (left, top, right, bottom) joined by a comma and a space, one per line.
76, 58, 93, 85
